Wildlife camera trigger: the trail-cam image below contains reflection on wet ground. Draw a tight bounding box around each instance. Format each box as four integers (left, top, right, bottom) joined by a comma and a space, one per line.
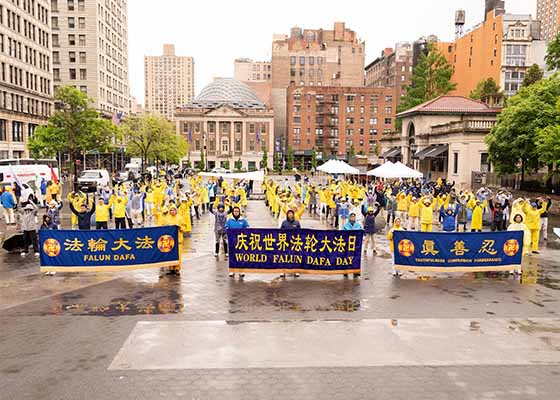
1, 200, 559, 321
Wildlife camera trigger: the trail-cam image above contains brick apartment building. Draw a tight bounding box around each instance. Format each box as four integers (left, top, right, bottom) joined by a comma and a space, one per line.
286, 86, 396, 167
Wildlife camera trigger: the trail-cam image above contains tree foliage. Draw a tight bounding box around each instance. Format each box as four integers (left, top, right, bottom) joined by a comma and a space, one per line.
398, 43, 457, 114
311, 149, 318, 170
122, 113, 186, 170
29, 86, 118, 159
486, 74, 560, 180
469, 78, 502, 101
235, 158, 243, 171
273, 152, 281, 173
260, 146, 268, 170
536, 99, 560, 168
522, 64, 544, 88
545, 32, 560, 71
286, 146, 294, 170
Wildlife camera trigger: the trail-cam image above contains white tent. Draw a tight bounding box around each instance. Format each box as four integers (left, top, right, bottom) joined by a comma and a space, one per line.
367, 161, 423, 179
316, 159, 360, 175
367, 161, 394, 177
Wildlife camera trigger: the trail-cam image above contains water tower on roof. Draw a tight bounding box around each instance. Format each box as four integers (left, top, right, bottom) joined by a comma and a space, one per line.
455, 10, 466, 38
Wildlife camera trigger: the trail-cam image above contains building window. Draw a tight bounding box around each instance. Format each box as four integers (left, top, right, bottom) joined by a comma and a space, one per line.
52, 16, 59, 29
53, 69, 60, 81
346, 129, 353, 136
79, 86, 87, 93
300, 56, 305, 65
290, 56, 296, 65
52, 34, 59, 47
53, 52, 60, 64
195, 139, 200, 151
69, 52, 76, 62
346, 106, 354, 113
235, 139, 241, 152
67, 0, 75, 11
68, 35, 76, 46
385, 95, 392, 102
221, 139, 229, 152
249, 139, 255, 151
481, 153, 491, 172
79, 52, 86, 63
453, 152, 459, 174
209, 140, 215, 152
384, 118, 392, 125
208, 122, 215, 133
79, 35, 86, 46
12, 121, 24, 142
68, 17, 75, 28
385, 107, 392, 114
235, 122, 242, 133
346, 117, 354, 124
249, 123, 255, 133
78, 17, 85, 29
0, 119, 6, 141
369, 129, 377, 136
13, 151, 24, 159
369, 118, 378, 125
69, 69, 76, 80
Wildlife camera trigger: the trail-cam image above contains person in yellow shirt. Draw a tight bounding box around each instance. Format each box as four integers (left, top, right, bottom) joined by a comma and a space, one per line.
48, 181, 61, 202
67, 191, 87, 229
112, 194, 128, 229
408, 197, 420, 231
387, 217, 404, 277
523, 200, 548, 253
396, 192, 409, 224
95, 197, 110, 229
164, 206, 187, 275
468, 198, 487, 232
419, 197, 436, 232
179, 195, 193, 234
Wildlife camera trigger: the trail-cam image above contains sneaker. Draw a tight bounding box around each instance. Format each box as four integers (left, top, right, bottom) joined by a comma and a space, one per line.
532, 251, 540, 254
280, 273, 286, 278
34, 252, 40, 257
294, 273, 300, 278
392, 272, 402, 278
239, 274, 245, 279
343, 274, 348, 278
353, 273, 361, 278
214, 253, 219, 258
229, 272, 234, 278
20, 252, 26, 257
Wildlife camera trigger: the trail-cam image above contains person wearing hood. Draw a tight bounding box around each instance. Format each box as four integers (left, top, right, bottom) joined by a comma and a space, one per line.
361, 205, 381, 256
440, 204, 459, 232
508, 213, 530, 274
163, 206, 188, 275
468, 197, 488, 232
69, 195, 96, 230
408, 197, 420, 231
46, 200, 63, 229
342, 212, 363, 231
523, 199, 549, 254
387, 217, 404, 277
40, 214, 57, 230
210, 202, 231, 257
281, 209, 301, 230
419, 196, 437, 232
178, 195, 193, 234
17, 203, 39, 256
225, 207, 249, 278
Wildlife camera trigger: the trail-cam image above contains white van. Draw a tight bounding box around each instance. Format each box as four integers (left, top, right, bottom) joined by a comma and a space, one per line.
77, 169, 111, 193
0, 164, 55, 185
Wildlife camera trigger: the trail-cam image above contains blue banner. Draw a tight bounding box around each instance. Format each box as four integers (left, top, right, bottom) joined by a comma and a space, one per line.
39, 226, 179, 272
393, 230, 524, 271
227, 229, 363, 274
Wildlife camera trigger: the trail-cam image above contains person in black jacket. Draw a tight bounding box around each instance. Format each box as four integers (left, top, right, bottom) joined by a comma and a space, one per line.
537, 197, 552, 241
69, 196, 96, 230
361, 204, 381, 256
280, 210, 301, 230
488, 199, 505, 232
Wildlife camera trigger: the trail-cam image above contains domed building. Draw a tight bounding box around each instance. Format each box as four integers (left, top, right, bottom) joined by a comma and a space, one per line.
175, 78, 274, 171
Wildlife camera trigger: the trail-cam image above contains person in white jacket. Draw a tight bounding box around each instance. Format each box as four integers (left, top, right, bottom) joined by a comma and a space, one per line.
507, 213, 530, 275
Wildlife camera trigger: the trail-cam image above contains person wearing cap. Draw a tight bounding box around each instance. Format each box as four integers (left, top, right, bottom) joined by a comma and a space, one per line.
537, 197, 552, 241
225, 206, 249, 278
361, 204, 381, 256
387, 217, 404, 277
337, 197, 350, 230
523, 199, 549, 254
17, 203, 39, 256
418, 196, 437, 232
210, 202, 231, 257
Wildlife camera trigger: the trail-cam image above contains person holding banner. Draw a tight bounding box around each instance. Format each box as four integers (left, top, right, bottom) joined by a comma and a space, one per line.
225, 207, 249, 278
508, 214, 530, 273
281, 209, 301, 230
387, 217, 404, 277
164, 206, 187, 275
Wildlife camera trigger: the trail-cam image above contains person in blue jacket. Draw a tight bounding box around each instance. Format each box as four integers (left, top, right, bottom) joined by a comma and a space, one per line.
225, 206, 249, 279
342, 212, 363, 231
441, 204, 459, 232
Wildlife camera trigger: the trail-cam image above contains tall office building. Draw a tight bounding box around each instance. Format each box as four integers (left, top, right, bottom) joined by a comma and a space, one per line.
0, 0, 53, 159
145, 44, 194, 121
271, 22, 365, 151
51, 0, 130, 116
537, 0, 560, 42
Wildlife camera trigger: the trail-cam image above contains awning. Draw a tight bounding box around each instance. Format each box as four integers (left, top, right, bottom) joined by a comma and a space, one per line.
414, 145, 448, 160
381, 147, 401, 158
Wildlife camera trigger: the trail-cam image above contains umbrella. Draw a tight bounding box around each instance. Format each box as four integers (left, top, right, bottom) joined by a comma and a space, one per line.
2, 234, 25, 253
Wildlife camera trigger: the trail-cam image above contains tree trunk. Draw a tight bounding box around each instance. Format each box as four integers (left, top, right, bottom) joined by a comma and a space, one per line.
520, 158, 526, 188
73, 151, 79, 192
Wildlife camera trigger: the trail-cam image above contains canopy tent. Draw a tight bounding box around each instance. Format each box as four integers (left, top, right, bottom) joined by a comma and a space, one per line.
367, 161, 423, 179
198, 170, 265, 181
316, 159, 360, 175
366, 161, 394, 177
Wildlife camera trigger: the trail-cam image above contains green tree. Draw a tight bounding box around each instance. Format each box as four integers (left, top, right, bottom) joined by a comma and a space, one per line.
235, 158, 243, 171
486, 73, 560, 183
286, 146, 294, 170
536, 99, 560, 168
398, 43, 457, 116
545, 32, 560, 70
348, 143, 356, 159
311, 149, 318, 170
223, 160, 230, 170
469, 78, 503, 102
522, 64, 544, 87
260, 146, 268, 170
273, 152, 281, 173
122, 113, 184, 171
184, 160, 192, 169
29, 86, 118, 189
198, 151, 206, 171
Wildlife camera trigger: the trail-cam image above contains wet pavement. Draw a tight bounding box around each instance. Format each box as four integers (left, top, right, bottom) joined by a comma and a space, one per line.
1, 196, 560, 399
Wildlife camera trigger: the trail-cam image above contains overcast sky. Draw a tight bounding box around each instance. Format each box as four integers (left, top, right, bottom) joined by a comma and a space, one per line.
128, 0, 535, 104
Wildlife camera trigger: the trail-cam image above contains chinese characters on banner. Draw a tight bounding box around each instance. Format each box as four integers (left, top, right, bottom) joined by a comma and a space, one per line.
393, 231, 524, 272
39, 226, 180, 272
227, 229, 364, 274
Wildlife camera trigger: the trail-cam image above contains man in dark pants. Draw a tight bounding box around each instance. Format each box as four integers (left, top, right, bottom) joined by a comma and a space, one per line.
17, 203, 39, 256
69, 196, 96, 230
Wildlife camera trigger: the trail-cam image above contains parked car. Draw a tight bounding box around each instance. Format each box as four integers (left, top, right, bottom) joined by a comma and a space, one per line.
77, 169, 111, 193
211, 167, 231, 174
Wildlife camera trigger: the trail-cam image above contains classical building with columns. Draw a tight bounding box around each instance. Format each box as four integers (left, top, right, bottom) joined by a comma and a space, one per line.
175, 78, 274, 171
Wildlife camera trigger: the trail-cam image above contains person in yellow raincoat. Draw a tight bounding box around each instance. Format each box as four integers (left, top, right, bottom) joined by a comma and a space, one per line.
468, 198, 487, 232
523, 199, 548, 253
418, 197, 436, 232
396, 192, 409, 224
179, 195, 193, 234
161, 205, 187, 275
387, 217, 404, 277
67, 191, 87, 229
408, 197, 420, 231
152, 180, 166, 209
